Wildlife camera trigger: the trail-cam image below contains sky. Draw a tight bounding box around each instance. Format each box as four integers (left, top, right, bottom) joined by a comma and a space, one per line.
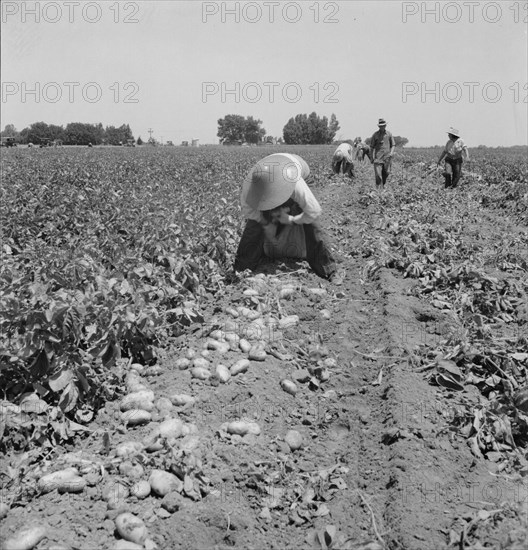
1, 0, 527, 146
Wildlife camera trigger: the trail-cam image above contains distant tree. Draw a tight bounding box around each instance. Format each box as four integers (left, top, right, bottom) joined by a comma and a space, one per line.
394, 136, 409, 147
1, 124, 19, 138
244, 116, 266, 144
217, 115, 265, 144
217, 115, 246, 144
283, 112, 339, 144
64, 122, 102, 145
137, 136, 143, 145
105, 124, 134, 145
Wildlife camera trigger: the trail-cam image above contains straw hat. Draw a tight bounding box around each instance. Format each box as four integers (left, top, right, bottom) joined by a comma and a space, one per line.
378, 118, 387, 126
447, 127, 460, 137
243, 154, 300, 211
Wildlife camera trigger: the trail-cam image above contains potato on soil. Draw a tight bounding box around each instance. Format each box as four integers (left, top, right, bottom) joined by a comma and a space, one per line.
230, 359, 250, 376
130, 363, 145, 374
149, 469, 184, 496
130, 480, 151, 499
102, 482, 129, 502
156, 417, 184, 439
223, 332, 239, 344
121, 409, 151, 426
116, 441, 144, 457
120, 390, 155, 412
175, 358, 190, 370
239, 338, 252, 353
170, 394, 195, 407
115, 512, 148, 545
3, 523, 49, 550
205, 339, 230, 354
38, 468, 85, 494
279, 287, 295, 299
193, 357, 210, 369
249, 347, 267, 361
145, 365, 162, 376
278, 315, 299, 329
191, 366, 211, 380
216, 364, 231, 383
281, 379, 298, 396
225, 306, 239, 318
226, 421, 261, 436
0, 501, 9, 519
209, 329, 225, 341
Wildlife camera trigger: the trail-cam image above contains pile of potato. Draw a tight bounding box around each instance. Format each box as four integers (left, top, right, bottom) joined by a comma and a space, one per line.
2, 274, 337, 550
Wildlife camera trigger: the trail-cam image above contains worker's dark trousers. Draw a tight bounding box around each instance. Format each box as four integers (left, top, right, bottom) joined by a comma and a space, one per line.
234, 219, 337, 280
444, 158, 463, 188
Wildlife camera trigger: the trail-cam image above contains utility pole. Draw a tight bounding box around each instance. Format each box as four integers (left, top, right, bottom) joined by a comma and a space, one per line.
148, 128, 153, 141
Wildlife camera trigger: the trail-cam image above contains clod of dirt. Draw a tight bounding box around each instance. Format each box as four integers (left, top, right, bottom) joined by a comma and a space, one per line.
285, 430, 304, 451
119, 461, 145, 481
113, 540, 143, 550
293, 369, 311, 383
161, 491, 185, 513
320, 309, 332, 320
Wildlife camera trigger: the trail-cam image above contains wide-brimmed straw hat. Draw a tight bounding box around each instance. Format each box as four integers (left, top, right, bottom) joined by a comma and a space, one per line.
243, 155, 300, 211
378, 118, 387, 126
447, 127, 460, 137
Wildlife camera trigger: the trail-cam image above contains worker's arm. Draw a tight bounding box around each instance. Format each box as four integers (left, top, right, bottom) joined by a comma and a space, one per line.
277, 179, 322, 225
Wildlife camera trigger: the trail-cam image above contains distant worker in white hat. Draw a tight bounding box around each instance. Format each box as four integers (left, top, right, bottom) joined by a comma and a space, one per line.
332, 142, 355, 178
369, 118, 395, 189
437, 127, 470, 188
234, 153, 341, 283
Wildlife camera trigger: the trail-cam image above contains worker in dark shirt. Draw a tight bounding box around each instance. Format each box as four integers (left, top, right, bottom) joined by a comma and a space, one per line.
369, 118, 395, 189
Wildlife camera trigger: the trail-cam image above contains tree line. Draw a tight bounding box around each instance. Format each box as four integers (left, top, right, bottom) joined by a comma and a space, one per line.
218, 113, 408, 147
1, 122, 135, 146
217, 112, 340, 145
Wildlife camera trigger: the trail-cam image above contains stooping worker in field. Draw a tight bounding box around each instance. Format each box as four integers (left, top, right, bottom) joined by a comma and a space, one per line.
234, 153, 342, 283
369, 118, 395, 189
437, 127, 470, 188
331, 142, 355, 178
353, 137, 370, 163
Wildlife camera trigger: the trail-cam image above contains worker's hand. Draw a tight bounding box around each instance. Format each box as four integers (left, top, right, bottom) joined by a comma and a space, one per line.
277, 210, 293, 225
